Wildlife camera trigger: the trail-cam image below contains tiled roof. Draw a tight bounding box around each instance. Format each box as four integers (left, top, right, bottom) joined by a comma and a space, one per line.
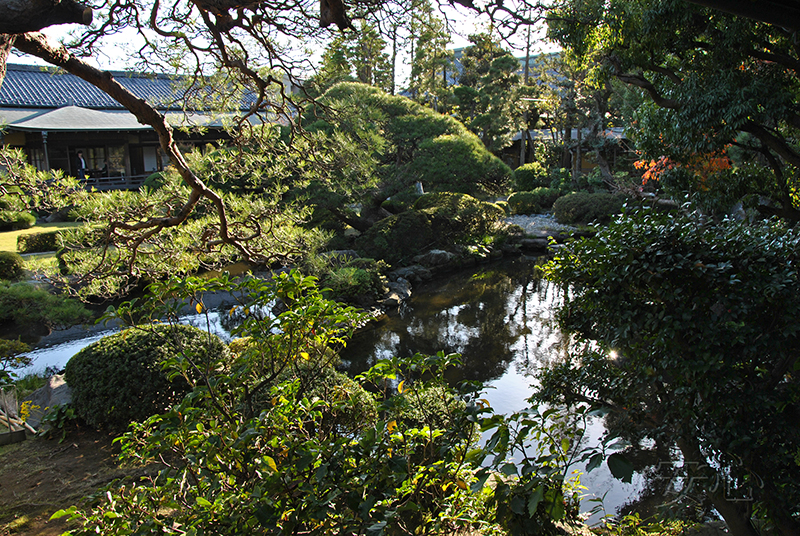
0, 64, 191, 110
1, 105, 236, 131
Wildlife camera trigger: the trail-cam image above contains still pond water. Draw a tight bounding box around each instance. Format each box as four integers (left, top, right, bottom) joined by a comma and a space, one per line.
23, 256, 643, 524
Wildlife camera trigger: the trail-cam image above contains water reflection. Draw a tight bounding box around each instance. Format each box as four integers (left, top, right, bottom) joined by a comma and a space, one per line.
340, 256, 569, 388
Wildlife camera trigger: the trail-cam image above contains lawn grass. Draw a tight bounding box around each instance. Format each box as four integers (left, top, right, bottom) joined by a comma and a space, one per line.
0, 222, 83, 253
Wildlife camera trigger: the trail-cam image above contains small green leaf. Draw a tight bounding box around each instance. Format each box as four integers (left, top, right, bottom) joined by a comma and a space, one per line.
527, 486, 544, 516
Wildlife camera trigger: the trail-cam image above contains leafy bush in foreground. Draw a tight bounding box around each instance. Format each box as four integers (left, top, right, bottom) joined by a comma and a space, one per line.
542, 211, 800, 533
55, 272, 584, 536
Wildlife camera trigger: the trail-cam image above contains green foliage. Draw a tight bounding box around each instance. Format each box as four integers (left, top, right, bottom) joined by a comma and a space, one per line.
403, 134, 511, 196
414, 192, 505, 239
0, 338, 31, 387
552, 191, 624, 224
65, 324, 226, 431
324, 266, 379, 301
598, 513, 690, 536
0, 146, 83, 216
54, 273, 585, 535
57, 171, 321, 299
141, 171, 167, 192
303, 82, 510, 218
453, 33, 533, 152
354, 210, 435, 265
513, 162, 552, 192
548, 0, 800, 221
0, 282, 90, 328
0, 210, 36, 232
354, 192, 505, 264
16, 230, 60, 254
541, 210, 800, 530
508, 188, 561, 215
549, 168, 572, 192
38, 403, 80, 442
0, 251, 25, 280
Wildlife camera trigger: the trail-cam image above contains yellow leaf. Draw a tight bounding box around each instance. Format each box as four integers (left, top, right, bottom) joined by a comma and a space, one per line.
387, 420, 397, 433
456, 478, 467, 490
398, 380, 405, 393
195, 303, 203, 314
300, 352, 310, 360
264, 456, 277, 472
229, 306, 237, 317
479, 398, 491, 408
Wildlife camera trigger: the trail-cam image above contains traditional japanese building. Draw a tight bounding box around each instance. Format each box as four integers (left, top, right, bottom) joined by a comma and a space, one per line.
0, 64, 235, 189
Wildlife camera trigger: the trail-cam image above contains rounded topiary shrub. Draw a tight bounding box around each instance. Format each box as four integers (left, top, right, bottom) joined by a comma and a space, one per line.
553, 191, 626, 225
513, 162, 550, 191
0, 251, 25, 280
65, 324, 227, 431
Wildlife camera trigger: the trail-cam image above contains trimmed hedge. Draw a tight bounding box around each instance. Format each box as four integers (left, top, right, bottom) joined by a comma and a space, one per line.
65, 324, 228, 432
17, 230, 60, 254
0, 211, 36, 232
553, 191, 625, 225
507, 188, 561, 215
0, 251, 25, 280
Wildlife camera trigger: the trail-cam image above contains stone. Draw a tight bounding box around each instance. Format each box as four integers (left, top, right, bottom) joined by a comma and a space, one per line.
22, 374, 72, 429
412, 249, 456, 267
379, 278, 412, 308
519, 238, 550, 251
390, 265, 432, 283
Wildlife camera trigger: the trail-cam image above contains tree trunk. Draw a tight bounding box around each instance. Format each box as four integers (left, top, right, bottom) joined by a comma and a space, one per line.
677, 438, 760, 536
0, 34, 15, 91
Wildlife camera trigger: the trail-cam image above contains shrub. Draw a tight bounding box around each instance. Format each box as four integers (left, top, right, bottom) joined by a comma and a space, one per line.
513, 162, 551, 191
0, 281, 92, 327
17, 230, 60, 254
549, 167, 572, 192
413, 191, 505, 242
65, 324, 228, 431
402, 133, 511, 197
507, 188, 561, 215
355, 210, 436, 265
141, 171, 167, 191
553, 191, 625, 225
0, 251, 25, 280
0, 210, 36, 231
324, 266, 376, 301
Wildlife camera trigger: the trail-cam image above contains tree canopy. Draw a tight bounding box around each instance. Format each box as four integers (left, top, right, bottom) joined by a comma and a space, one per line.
548, 0, 800, 221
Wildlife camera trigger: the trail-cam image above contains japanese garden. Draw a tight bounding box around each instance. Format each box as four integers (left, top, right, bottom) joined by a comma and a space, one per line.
0, 0, 798, 535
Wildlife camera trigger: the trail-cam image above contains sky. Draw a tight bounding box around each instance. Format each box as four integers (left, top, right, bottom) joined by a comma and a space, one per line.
12, 2, 555, 89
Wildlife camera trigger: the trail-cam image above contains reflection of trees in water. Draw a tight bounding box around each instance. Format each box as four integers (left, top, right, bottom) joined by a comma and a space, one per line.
339, 257, 569, 384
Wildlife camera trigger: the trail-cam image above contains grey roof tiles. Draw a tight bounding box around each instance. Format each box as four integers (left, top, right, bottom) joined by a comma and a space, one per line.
0, 64, 185, 110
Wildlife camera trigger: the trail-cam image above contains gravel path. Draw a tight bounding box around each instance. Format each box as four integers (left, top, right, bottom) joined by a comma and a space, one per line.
504, 214, 578, 235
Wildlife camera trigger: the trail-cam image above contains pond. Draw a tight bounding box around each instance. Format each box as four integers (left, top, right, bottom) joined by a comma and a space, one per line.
21, 256, 644, 524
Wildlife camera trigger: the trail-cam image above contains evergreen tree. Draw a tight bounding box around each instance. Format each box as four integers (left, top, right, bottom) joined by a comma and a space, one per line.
452, 32, 526, 153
